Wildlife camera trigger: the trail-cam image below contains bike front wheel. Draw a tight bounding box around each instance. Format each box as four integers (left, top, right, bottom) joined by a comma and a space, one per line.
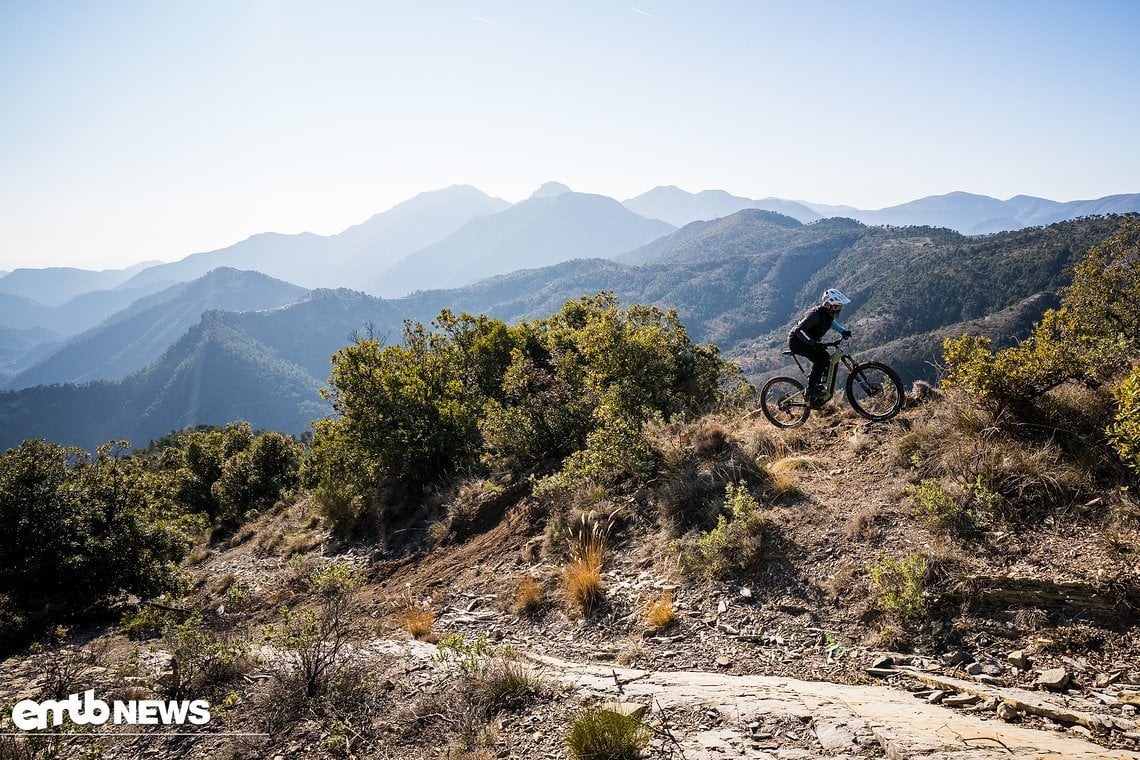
760, 376, 811, 428
845, 362, 904, 421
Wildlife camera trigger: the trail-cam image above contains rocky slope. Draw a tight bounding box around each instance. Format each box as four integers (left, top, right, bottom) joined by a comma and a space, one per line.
1, 394, 1138, 759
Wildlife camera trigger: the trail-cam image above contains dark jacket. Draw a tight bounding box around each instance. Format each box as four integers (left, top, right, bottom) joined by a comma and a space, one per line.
789, 306, 836, 344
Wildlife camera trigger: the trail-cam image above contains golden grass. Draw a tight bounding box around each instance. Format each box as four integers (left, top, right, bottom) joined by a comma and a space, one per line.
514, 575, 546, 617
765, 455, 822, 496
564, 536, 605, 613
644, 587, 676, 630
398, 604, 435, 640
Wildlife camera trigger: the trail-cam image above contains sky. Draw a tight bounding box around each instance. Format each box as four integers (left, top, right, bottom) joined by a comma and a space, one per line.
1, 1, 1138, 272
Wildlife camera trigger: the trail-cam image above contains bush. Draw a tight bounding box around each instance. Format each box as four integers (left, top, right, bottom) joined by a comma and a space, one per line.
0, 440, 194, 649
906, 478, 994, 536
162, 614, 252, 699
1108, 365, 1140, 474
141, 422, 302, 527
867, 552, 928, 621
307, 294, 746, 531
672, 483, 766, 580
263, 563, 362, 699
565, 705, 651, 760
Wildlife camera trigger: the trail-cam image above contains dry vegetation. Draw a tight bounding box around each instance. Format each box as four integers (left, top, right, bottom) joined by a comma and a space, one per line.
2, 389, 1138, 758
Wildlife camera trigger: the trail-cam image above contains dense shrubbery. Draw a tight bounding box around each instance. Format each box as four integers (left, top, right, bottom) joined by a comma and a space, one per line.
146, 422, 303, 525
305, 293, 750, 529
0, 441, 197, 648
0, 423, 302, 649
942, 220, 1140, 474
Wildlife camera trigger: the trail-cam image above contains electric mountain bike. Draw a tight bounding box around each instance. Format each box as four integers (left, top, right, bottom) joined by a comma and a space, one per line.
759, 337, 904, 428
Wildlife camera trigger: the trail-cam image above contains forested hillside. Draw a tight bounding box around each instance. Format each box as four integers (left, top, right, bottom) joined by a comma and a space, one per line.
4, 269, 308, 388
0, 289, 400, 450
0, 214, 1133, 450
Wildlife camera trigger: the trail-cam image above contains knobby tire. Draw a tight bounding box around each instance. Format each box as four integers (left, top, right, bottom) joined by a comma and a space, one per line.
845, 361, 904, 421
760, 376, 810, 428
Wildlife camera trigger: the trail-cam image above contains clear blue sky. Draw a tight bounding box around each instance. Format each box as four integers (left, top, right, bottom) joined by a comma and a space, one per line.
2, 0, 1138, 271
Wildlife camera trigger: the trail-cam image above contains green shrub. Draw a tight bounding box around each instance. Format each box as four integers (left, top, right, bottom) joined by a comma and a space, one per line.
308, 293, 744, 530
0, 440, 194, 650
1108, 365, 1140, 474
906, 478, 994, 535
162, 614, 252, 699
121, 606, 176, 640
144, 422, 302, 525
565, 704, 651, 760
867, 552, 928, 621
263, 563, 362, 700
672, 483, 766, 580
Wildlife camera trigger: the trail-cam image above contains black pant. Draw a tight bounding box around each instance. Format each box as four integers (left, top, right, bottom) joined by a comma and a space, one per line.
788, 336, 829, 393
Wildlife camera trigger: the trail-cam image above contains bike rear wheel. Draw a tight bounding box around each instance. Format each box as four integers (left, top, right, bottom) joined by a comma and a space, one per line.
760, 376, 811, 428
845, 362, 904, 421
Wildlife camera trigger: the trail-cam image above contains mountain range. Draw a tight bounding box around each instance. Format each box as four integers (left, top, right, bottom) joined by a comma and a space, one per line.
0, 209, 1130, 451
4, 269, 308, 388
5, 184, 1138, 316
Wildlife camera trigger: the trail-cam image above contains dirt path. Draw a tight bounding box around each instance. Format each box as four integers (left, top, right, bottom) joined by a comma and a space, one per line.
526, 651, 1139, 759
371, 636, 1137, 759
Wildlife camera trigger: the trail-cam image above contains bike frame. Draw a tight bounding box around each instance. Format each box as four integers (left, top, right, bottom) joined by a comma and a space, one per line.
788, 340, 858, 402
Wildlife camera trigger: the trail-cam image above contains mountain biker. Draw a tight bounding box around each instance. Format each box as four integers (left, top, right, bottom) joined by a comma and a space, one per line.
788, 289, 852, 407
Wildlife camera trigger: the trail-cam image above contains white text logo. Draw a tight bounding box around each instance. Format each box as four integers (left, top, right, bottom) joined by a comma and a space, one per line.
11, 691, 211, 731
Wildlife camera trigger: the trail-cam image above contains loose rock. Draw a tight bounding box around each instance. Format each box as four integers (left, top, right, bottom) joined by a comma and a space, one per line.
1035, 668, 1071, 691
1008, 649, 1031, 669
997, 702, 1021, 722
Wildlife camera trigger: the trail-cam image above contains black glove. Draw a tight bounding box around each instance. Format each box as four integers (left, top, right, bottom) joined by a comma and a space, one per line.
840, 329, 852, 338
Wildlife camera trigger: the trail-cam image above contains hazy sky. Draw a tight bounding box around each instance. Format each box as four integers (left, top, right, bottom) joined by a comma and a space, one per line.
2, 1, 1138, 271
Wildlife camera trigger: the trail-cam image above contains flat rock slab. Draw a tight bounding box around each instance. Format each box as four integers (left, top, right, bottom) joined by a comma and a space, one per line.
528, 653, 1140, 759
900, 667, 1138, 733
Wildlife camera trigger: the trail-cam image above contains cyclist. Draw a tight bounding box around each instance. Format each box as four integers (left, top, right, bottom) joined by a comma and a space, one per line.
788, 289, 853, 407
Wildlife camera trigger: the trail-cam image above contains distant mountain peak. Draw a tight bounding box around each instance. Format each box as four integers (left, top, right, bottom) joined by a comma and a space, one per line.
530, 182, 572, 199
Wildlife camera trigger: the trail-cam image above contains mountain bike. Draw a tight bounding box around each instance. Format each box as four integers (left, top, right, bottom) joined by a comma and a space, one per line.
759, 337, 904, 428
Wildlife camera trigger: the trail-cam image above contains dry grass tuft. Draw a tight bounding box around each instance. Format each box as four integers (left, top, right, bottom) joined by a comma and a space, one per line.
562, 509, 623, 614
644, 587, 676, 631
514, 575, 546, 617
845, 504, 881, 540
401, 607, 434, 640
895, 393, 1094, 525
564, 536, 605, 614
396, 594, 435, 640
765, 455, 822, 497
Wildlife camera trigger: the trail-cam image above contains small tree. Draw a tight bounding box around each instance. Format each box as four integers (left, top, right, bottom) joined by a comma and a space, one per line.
264, 563, 362, 699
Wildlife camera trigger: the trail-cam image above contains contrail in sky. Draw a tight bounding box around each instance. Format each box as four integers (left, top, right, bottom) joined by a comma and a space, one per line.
631, 6, 660, 22
475, 16, 499, 25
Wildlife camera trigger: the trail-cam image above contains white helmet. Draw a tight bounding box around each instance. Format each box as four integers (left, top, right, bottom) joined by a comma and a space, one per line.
821, 288, 851, 307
